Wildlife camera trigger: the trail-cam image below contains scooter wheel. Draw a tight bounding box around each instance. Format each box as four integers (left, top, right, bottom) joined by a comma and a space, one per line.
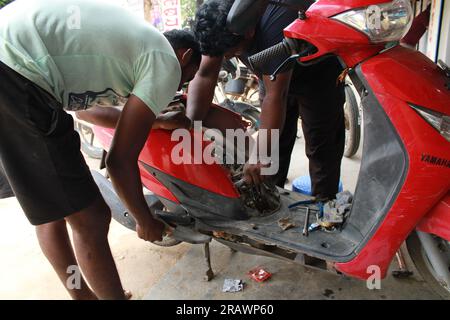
406, 231, 450, 299
343, 85, 361, 158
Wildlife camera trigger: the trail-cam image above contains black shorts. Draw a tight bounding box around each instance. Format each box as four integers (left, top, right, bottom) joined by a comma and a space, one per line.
0, 61, 101, 225
0, 160, 14, 198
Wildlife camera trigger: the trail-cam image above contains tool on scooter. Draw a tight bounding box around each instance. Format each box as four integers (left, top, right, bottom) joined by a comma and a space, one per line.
288, 198, 316, 209
308, 222, 321, 233
303, 207, 310, 237
317, 202, 324, 219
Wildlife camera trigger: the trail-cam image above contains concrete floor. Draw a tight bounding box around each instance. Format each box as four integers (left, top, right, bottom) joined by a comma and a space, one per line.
0, 125, 442, 299
144, 241, 438, 300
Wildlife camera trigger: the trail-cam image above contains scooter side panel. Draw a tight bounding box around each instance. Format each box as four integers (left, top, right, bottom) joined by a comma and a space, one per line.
138, 162, 179, 203
93, 126, 241, 200
93, 126, 180, 203
335, 46, 450, 280
141, 165, 249, 221
139, 129, 240, 199
354, 46, 449, 114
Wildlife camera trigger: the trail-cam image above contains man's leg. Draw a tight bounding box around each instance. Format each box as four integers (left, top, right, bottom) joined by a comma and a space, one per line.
297, 60, 345, 200
36, 220, 97, 300
300, 94, 345, 199
64, 196, 126, 300
0, 61, 125, 299
273, 96, 300, 187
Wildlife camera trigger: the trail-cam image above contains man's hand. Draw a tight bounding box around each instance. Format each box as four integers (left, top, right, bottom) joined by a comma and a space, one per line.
136, 216, 165, 242
243, 162, 270, 185
242, 71, 293, 186
153, 103, 192, 130
154, 111, 192, 130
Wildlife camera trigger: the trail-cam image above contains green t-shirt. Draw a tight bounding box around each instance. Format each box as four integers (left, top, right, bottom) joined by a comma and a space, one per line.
0, 0, 181, 114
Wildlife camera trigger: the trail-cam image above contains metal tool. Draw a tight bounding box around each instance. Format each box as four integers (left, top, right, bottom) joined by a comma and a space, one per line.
392, 248, 413, 278
308, 222, 321, 232
288, 199, 316, 209
303, 207, 310, 237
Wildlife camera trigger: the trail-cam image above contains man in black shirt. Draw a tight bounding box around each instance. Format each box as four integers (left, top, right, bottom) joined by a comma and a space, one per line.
188, 0, 345, 200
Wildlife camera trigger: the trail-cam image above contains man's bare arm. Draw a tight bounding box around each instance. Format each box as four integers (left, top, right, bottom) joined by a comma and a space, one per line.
186, 55, 223, 121
106, 95, 164, 242
76, 104, 191, 131
244, 70, 292, 185
75, 106, 122, 129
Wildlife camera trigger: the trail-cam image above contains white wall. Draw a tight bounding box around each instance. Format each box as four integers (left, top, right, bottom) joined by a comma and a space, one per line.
426, 0, 443, 60
437, 0, 450, 64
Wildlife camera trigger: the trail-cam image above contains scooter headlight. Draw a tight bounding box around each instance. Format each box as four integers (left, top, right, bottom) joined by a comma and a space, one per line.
410, 104, 450, 142
333, 0, 413, 43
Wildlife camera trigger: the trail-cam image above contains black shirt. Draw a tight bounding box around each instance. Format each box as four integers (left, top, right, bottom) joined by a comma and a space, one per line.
239, 1, 343, 97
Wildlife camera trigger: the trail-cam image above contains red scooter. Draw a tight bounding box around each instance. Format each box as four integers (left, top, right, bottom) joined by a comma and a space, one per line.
93, 0, 450, 298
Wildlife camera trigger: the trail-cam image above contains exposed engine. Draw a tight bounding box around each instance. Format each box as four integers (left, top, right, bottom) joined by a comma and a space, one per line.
203, 119, 281, 217
225, 163, 281, 217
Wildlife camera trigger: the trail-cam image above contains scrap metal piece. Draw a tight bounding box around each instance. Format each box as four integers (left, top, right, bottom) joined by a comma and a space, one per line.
323, 200, 344, 224
278, 217, 296, 231
222, 279, 244, 293
336, 190, 353, 207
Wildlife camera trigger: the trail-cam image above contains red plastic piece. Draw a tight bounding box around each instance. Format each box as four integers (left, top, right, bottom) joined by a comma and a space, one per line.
248, 267, 272, 282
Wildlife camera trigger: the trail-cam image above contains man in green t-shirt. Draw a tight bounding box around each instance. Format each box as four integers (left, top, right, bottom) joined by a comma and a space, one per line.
0, 0, 200, 299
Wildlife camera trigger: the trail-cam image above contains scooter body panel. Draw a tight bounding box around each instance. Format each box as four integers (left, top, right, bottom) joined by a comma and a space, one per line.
416, 193, 450, 241
335, 46, 450, 280
94, 126, 240, 201
139, 129, 240, 199
284, 13, 384, 67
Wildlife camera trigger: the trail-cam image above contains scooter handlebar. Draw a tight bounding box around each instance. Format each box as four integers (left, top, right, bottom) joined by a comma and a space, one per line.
248, 40, 289, 73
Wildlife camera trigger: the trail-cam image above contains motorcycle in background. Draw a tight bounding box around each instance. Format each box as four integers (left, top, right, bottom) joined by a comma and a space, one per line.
215, 57, 262, 130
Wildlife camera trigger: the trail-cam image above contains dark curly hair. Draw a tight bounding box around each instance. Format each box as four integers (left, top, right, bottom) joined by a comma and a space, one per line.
193, 0, 244, 57
163, 29, 202, 66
